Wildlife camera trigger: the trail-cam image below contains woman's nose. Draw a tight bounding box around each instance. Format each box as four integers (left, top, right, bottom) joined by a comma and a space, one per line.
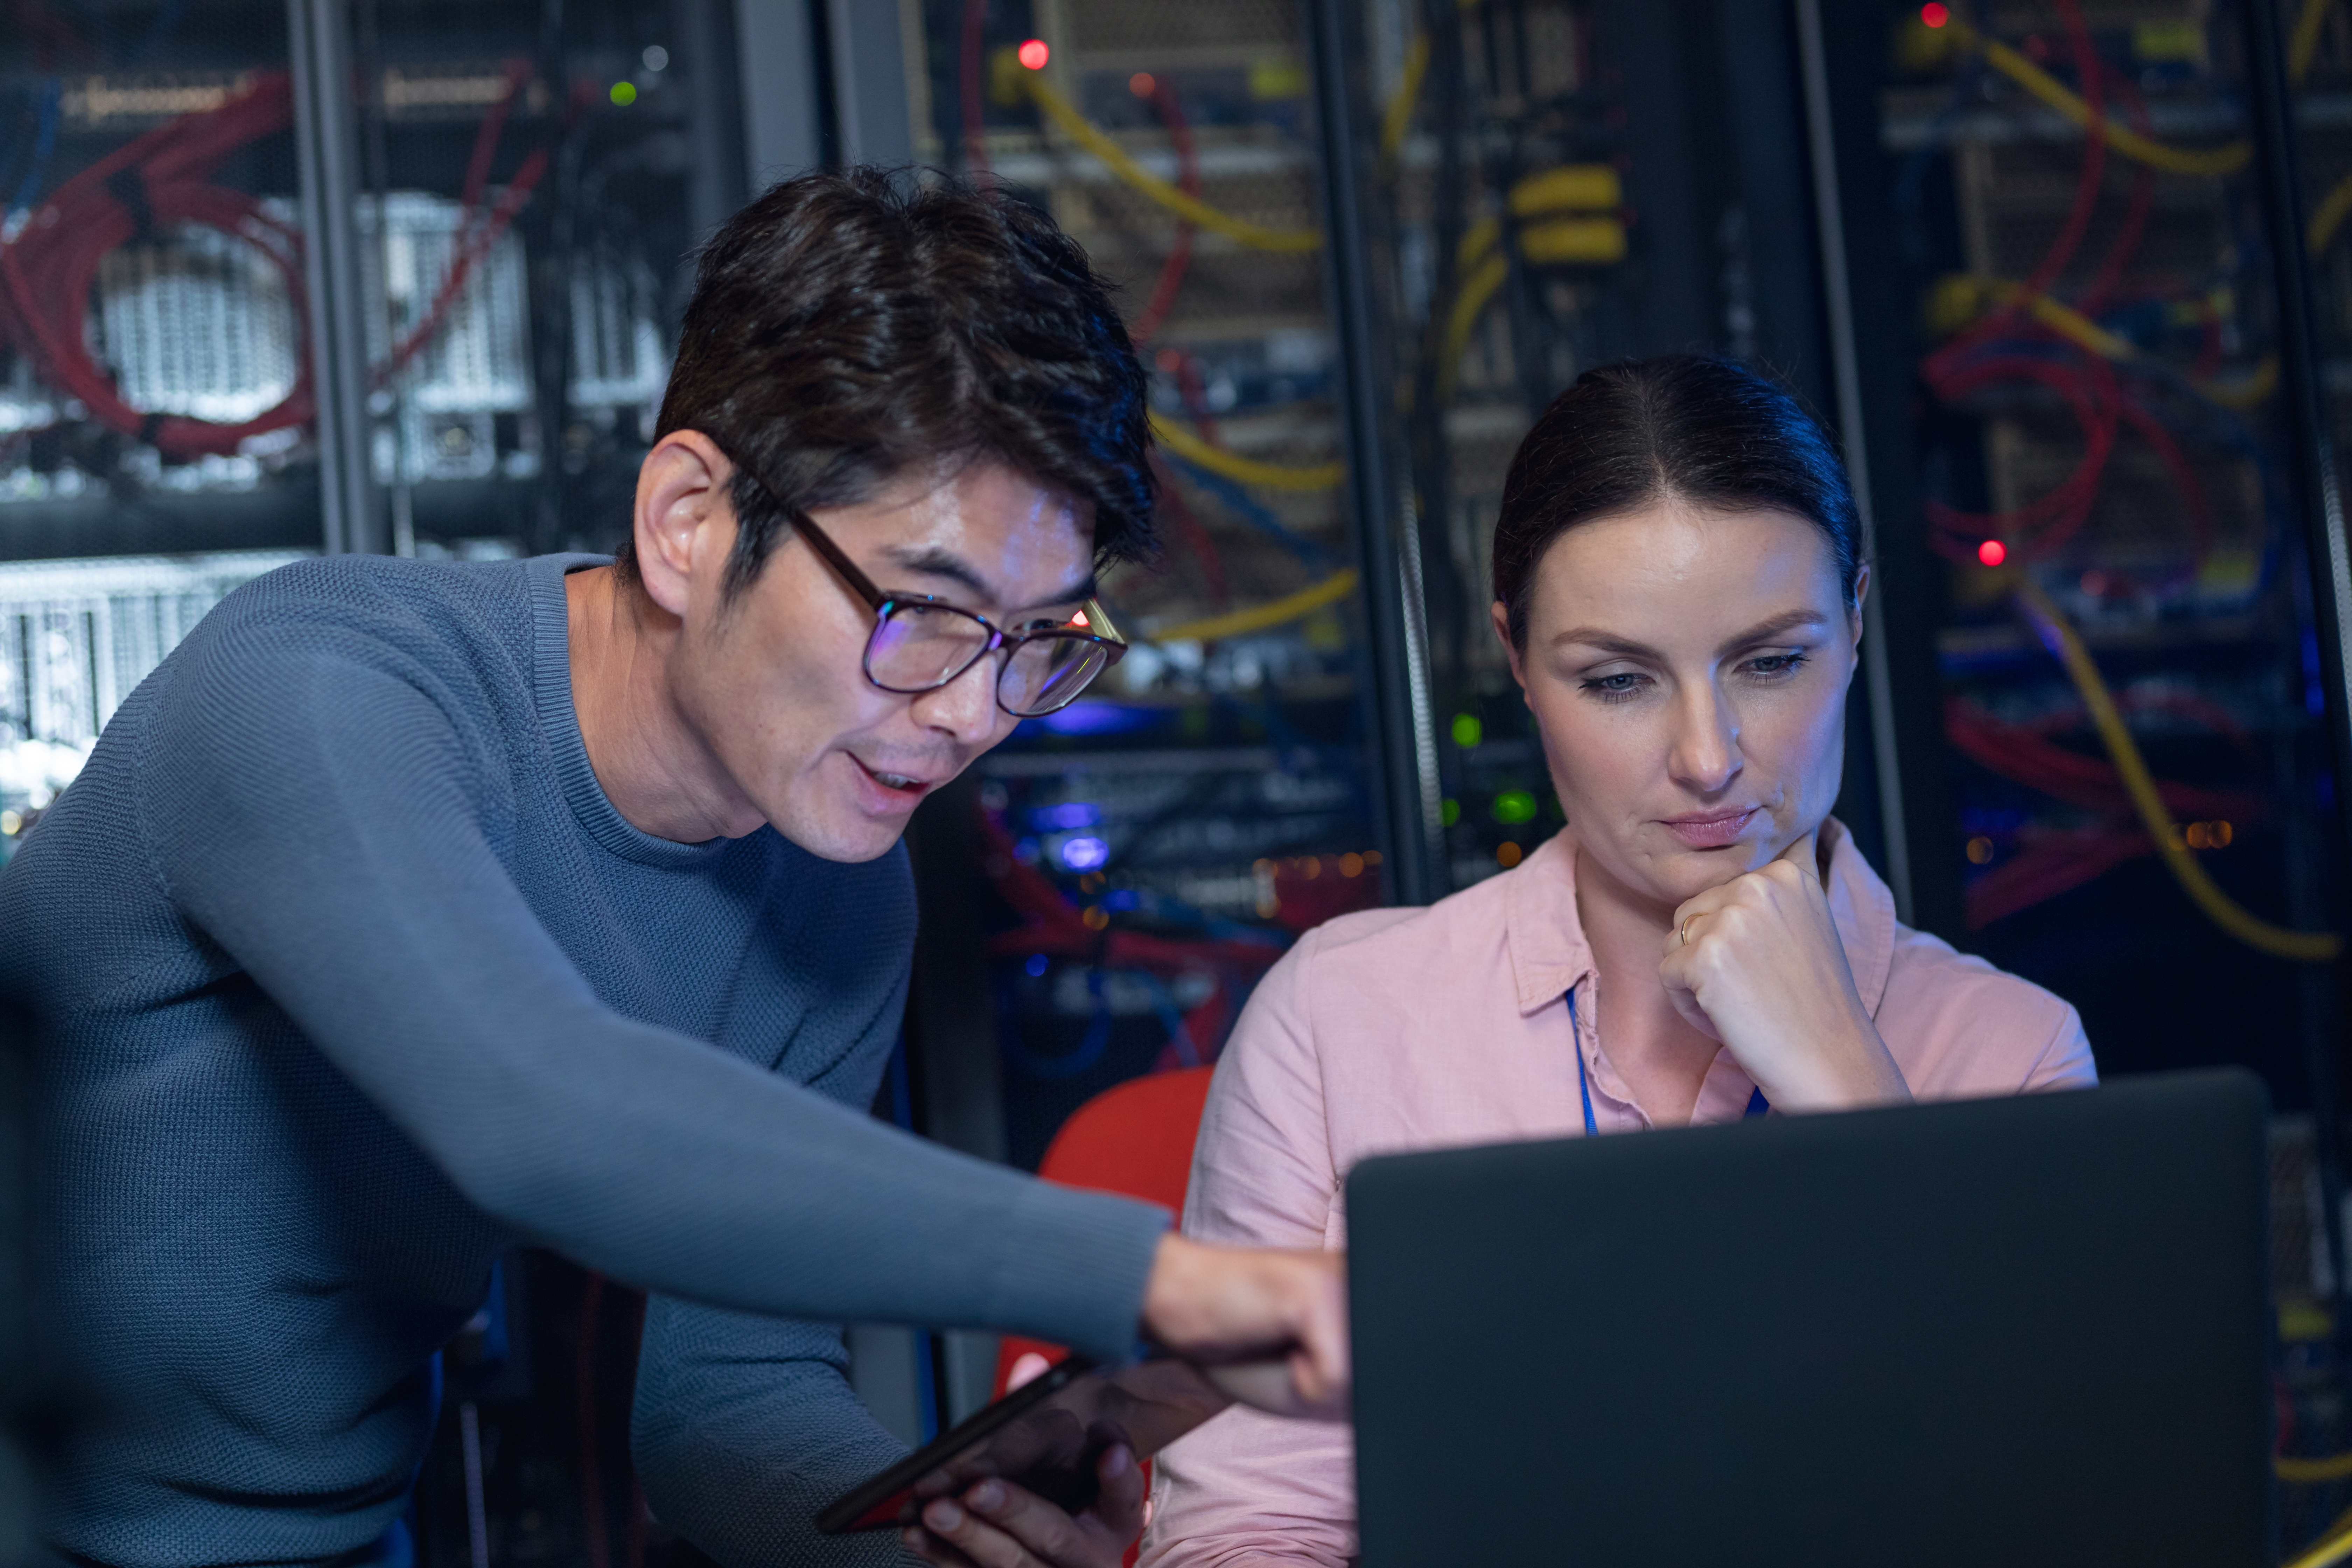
1668, 684, 1742, 793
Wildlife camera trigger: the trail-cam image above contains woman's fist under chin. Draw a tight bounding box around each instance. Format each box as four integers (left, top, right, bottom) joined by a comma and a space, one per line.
1654, 829, 1911, 1113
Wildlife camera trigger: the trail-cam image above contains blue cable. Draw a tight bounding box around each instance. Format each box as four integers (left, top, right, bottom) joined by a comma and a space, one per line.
1004, 963, 1117, 1079
1159, 450, 1335, 568
8, 79, 61, 219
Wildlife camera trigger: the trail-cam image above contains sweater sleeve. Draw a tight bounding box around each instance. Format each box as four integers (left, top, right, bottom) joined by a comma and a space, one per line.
1139, 934, 1356, 1568
138, 618, 1165, 1359
631, 1301, 917, 1568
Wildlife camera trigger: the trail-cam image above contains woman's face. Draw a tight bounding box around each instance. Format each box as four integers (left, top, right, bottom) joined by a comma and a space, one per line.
1495, 498, 1866, 913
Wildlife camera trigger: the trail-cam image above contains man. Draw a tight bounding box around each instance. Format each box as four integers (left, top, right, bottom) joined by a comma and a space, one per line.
1, 171, 1344, 1568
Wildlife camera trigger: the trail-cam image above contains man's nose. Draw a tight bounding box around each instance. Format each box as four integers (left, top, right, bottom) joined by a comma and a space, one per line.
909, 650, 1003, 747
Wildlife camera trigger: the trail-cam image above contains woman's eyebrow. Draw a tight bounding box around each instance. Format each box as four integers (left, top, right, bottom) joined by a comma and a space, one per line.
1549, 627, 1661, 657
1718, 609, 1829, 651
1547, 609, 1829, 658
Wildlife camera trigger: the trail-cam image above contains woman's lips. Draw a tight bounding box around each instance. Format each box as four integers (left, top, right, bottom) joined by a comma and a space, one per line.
1659, 807, 1758, 849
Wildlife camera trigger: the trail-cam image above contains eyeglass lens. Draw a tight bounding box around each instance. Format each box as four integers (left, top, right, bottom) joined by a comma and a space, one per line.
866, 602, 1111, 716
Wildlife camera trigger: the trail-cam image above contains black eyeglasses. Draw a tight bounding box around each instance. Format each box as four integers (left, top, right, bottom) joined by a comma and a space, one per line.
776, 495, 1126, 719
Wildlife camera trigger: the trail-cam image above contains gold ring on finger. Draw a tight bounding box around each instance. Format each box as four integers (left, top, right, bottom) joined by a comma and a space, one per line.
1682, 913, 1699, 946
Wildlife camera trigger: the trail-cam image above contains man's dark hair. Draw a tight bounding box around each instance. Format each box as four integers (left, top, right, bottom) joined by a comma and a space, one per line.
619, 169, 1155, 597
1491, 355, 1863, 649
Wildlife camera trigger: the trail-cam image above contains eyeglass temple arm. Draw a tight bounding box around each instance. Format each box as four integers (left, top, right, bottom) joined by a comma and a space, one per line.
1079, 597, 1126, 647
783, 504, 890, 611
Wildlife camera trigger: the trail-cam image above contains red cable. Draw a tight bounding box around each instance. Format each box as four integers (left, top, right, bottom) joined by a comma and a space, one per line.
0, 64, 557, 458
1129, 78, 1198, 346
1148, 453, 1230, 605
1944, 699, 2260, 821
1924, 345, 2119, 561
2077, 62, 2154, 314
1965, 825, 2152, 930
1171, 351, 1224, 446
379, 63, 568, 384
1924, 0, 2106, 382
0, 70, 315, 458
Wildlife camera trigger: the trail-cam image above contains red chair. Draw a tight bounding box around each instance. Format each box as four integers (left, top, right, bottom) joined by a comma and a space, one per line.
992, 1064, 1217, 1396
988, 1066, 1216, 1566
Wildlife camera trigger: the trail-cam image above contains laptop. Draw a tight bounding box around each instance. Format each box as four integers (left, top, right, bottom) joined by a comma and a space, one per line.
1346, 1069, 2272, 1567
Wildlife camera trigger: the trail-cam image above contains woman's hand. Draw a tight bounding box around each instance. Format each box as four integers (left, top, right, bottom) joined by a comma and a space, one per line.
1655, 829, 1911, 1112
902, 1444, 1144, 1568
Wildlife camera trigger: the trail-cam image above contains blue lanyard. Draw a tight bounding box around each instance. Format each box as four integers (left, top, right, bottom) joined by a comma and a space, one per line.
1567, 985, 1768, 1135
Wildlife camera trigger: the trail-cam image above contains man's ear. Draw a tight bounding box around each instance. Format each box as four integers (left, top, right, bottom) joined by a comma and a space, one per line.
1849, 563, 1872, 651
632, 431, 736, 619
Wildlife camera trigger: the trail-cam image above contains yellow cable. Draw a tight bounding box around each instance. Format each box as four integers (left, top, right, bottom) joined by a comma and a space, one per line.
1374, 0, 1486, 160
2283, 1453, 2352, 1484
2294, 0, 2338, 86
1017, 70, 1322, 254
1944, 18, 2250, 177
2285, 1510, 2352, 1568
2312, 173, 2352, 256
2010, 576, 2340, 962
1145, 568, 1359, 644
1380, 34, 1430, 160
1937, 275, 2277, 409
1436, 251, 1509, 408
1150, 412, 1343, 492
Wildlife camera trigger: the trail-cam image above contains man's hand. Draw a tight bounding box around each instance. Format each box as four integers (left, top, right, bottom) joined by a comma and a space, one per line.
1139, 1235, 1349, 1420
1655, 828, 1911, 1113
902, 1444, 1143, 1568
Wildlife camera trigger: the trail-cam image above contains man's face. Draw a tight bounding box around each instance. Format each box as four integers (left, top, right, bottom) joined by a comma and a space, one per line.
667, 458, 1096, 863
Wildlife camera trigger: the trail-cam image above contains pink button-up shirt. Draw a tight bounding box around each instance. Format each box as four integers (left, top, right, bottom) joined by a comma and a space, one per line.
1139, 823, 2095, 1568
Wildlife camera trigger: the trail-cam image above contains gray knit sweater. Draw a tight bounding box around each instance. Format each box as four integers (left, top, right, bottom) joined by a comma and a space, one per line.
2, 552, 1166, 1567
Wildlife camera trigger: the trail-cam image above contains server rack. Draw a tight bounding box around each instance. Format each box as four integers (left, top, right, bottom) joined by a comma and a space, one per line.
882, 0, 1855, 1433
1801, 0, 2352, 1552
0, 3, 749, 1562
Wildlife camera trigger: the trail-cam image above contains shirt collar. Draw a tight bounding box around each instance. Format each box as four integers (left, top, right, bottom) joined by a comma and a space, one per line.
1504, 832, 1594, 1015
1502, 818, 1896, 1017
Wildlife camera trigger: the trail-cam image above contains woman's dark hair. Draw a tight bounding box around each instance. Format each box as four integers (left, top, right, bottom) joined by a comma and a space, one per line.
618, 168, 1154, 598
1491, 355, 1862, 648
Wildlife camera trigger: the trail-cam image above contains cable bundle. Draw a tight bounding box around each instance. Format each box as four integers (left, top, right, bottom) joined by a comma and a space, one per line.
0, 61, 551, 462
0, 71, 309, 460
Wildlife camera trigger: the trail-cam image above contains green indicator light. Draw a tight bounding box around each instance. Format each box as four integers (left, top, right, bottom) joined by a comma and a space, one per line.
1440, 797, 1461, 828
610, 80, 638, 105
1492, 789, 1538, 825
1450, 713, 1483, 749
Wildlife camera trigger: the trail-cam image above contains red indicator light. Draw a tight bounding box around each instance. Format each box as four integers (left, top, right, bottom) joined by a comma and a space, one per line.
1018, 38, 1050, 70
1977, 539, 2007, 567
1129, 71, 1155, 97
1921, 2, 1950, 26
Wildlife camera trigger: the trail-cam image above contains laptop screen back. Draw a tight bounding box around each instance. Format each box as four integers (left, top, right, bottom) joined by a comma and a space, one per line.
1346, 1070, 2271, 1567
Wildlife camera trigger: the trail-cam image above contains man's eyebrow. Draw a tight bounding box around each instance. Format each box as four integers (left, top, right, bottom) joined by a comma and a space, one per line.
878, 545, 1095, 613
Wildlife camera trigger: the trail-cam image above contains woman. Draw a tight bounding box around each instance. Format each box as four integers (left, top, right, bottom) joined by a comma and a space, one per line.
1137, 355, 2095, 1568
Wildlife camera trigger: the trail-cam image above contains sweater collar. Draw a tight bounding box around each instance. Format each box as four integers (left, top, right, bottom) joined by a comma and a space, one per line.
1503, 817, 1895, 1016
